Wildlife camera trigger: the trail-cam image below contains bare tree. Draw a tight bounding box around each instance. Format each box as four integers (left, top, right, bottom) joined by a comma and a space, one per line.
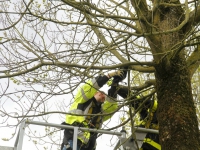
0, 0, 200, 149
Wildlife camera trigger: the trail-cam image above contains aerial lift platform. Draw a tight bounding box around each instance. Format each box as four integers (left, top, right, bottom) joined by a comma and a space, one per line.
0, 120, 158, 150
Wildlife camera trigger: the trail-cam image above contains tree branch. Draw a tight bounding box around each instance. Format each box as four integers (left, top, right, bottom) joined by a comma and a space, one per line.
183, 3, 200, 34
187, 44, 200, 78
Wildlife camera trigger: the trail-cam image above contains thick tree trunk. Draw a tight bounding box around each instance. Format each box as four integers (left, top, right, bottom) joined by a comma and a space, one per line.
155, 54, 200, 150
153, 3, 200, 150
133, 1, 200, 148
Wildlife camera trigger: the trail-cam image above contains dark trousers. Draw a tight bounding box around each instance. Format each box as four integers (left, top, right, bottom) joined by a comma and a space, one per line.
61, 129, 97, 150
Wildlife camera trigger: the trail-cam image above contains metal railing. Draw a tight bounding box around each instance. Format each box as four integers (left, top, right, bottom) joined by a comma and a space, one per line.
13, 120, 159, 150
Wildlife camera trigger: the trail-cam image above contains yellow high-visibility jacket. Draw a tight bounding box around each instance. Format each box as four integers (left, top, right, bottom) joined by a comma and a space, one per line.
65, 75, 118, 144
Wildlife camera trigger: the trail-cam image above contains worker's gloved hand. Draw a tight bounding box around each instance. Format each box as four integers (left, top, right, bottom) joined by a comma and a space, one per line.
108, 67, 128, 84
108, 86, 117, 98
108, 70, 124, 78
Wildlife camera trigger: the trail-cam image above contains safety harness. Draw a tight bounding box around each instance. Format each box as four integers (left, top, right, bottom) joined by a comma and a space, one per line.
138, 99, 160, 150
85, 98, 102, 129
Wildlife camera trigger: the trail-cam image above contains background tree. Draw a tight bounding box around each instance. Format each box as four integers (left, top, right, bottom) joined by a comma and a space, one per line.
0, 0, 200, 150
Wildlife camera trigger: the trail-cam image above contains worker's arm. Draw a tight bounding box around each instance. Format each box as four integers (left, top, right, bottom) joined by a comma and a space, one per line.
102, 86, 118, 121
101, 69, 128, 121
74, 70, 124, 104
73, 75, 108, 104
117, 86, 154, 120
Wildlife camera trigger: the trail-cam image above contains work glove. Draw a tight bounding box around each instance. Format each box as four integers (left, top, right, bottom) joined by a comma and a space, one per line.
108, 67, 128, 85
108, 70, 124, 78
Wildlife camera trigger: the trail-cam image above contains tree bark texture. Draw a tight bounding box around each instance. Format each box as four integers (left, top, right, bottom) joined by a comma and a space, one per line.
152, 3, 200, 150
155, 55, 200, 150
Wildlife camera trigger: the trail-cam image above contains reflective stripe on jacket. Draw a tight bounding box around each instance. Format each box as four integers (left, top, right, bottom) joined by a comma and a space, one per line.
142, 137, 161, 150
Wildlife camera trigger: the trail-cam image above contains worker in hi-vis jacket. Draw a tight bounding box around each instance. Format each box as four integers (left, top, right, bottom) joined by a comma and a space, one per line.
116, 86, 160, 150
61, 69, 127, 150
